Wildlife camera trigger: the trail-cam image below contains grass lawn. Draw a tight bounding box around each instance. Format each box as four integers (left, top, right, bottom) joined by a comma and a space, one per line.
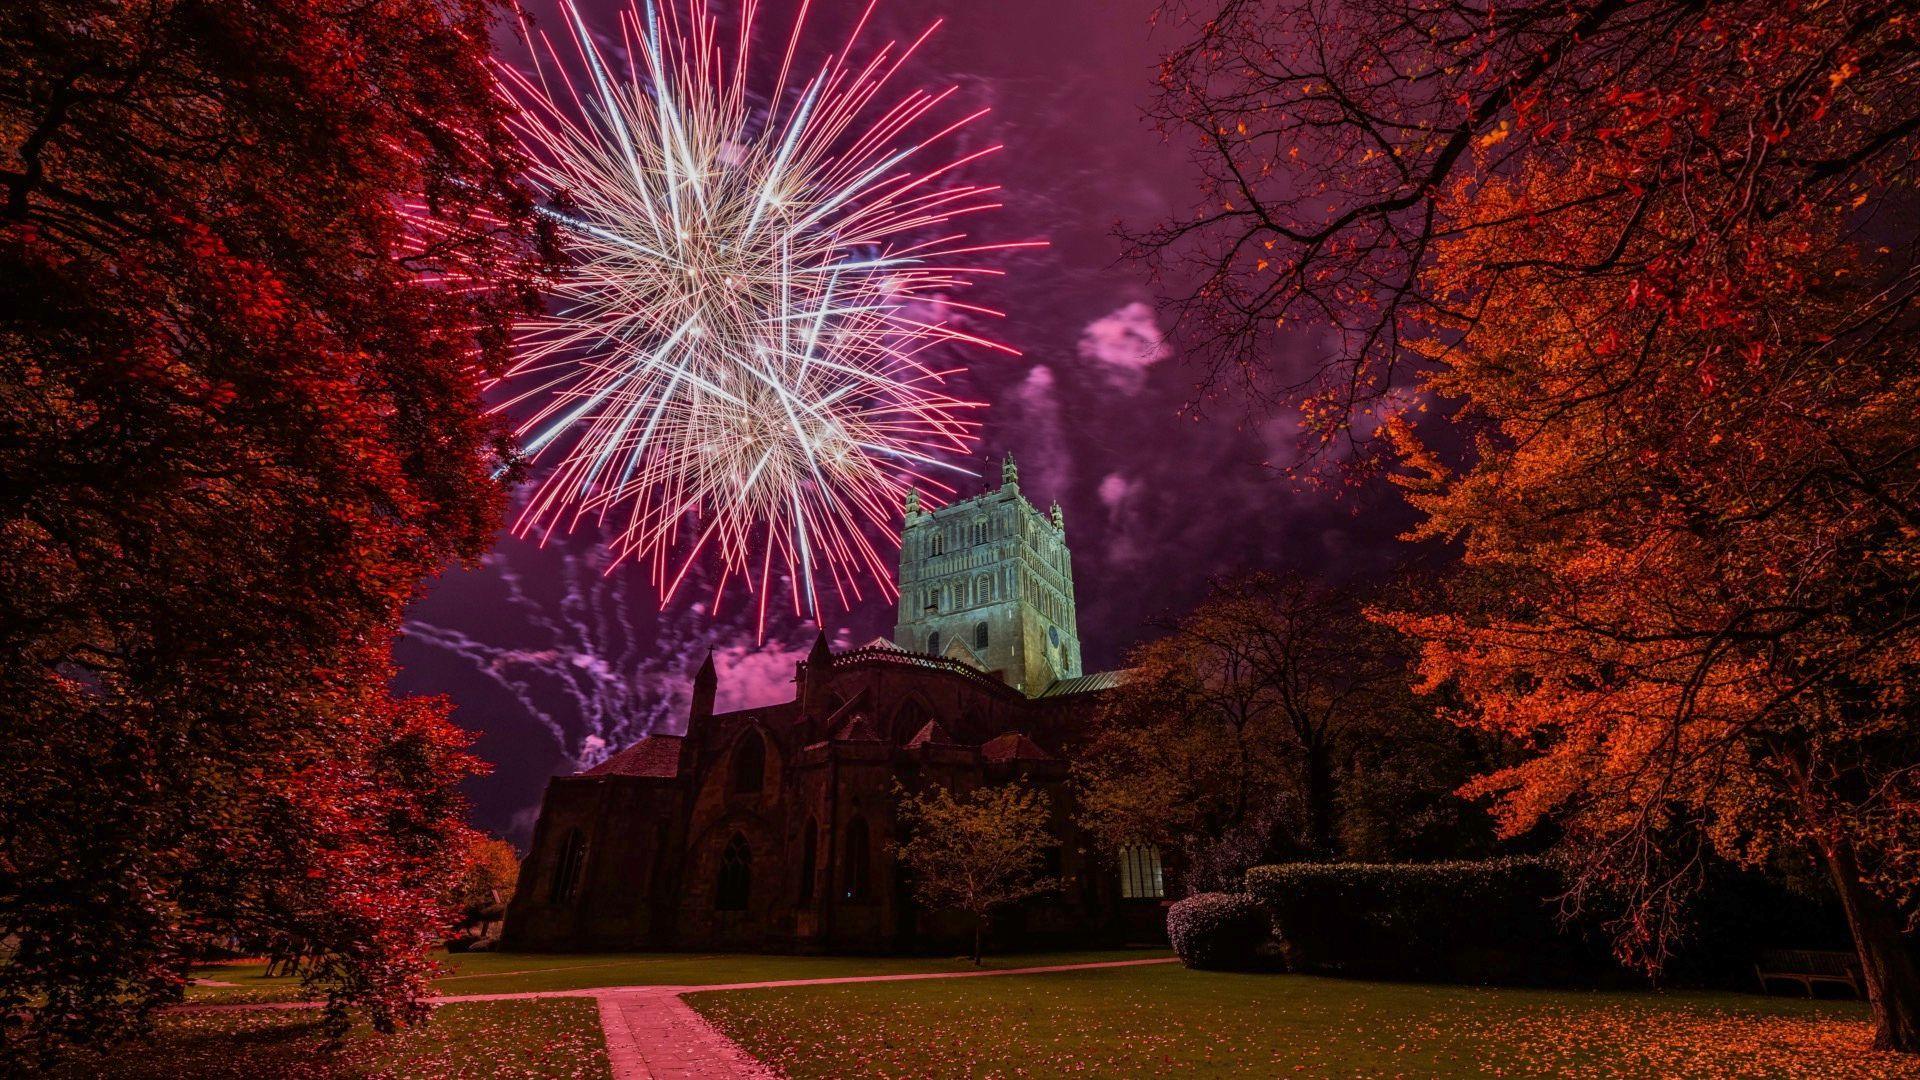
49, 1000, 609, 1080
689, 962, 1920, 1078
185, 947, 1169, 1003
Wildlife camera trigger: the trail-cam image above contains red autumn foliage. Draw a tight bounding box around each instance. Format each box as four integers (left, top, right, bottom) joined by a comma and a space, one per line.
1140, 0, 1920, 1052
0, 0, 550, 1064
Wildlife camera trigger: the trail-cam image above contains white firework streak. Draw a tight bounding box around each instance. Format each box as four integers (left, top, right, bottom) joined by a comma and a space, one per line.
492, 0, 1036, 635
403, 544, 655, 766
404, 540, 822, 769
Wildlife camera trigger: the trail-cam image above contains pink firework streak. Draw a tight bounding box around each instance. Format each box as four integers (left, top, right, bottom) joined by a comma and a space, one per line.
492, 0, 1037, 636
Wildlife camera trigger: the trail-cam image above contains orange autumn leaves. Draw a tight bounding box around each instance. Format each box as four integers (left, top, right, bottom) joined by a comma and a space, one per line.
1364, 0, 1920, 985
1144, 0, 1920, 1046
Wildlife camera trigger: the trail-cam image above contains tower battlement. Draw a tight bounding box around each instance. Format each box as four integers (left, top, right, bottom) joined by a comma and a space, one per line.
893, 453, 1081, 695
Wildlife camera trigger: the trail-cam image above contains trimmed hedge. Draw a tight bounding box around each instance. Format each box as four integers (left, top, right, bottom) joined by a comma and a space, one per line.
1167, 892, 1273, 970
1245, 858, 1613, 985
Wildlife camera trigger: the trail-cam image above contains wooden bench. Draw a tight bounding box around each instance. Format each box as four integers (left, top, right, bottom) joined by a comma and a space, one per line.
1755, 948, 1862, 998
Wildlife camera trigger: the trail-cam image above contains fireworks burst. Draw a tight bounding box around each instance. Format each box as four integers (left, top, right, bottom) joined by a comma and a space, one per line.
494, 0, 1031, 632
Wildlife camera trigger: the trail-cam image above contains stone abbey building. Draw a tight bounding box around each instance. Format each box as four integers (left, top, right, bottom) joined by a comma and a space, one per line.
501, 455, 1168, 952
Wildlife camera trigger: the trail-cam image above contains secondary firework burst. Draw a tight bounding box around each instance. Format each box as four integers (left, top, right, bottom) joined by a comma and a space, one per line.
493, 0, 1031, 632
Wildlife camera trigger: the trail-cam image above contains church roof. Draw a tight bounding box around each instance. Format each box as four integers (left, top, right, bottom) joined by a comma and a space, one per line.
1038, 670, 1125, 698
582, 735, 684, 778
832, 714, 884, 742
905, 719, 960, 748
981, 732, 1053, 763
940, 637, 987, 671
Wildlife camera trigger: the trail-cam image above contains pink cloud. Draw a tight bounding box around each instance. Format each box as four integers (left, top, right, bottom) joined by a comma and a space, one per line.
1077, 301, 1170, 393
710, 626, 855, 712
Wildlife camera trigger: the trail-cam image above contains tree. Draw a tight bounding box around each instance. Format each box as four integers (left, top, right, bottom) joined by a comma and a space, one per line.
451, 836, 522, 940
1138, 0, 1920, 1050
1074, 572, 1487, 888
1, 0, 547, 1063
893, 783, 1057, 964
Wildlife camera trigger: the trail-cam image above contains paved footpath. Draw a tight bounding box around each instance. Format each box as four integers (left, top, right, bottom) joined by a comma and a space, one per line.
181, 957, 1178, 1080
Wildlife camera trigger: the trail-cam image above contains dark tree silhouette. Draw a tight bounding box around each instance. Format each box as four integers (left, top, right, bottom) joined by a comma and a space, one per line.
1, 0, 550, 1062
1137, 0, 1920, 1050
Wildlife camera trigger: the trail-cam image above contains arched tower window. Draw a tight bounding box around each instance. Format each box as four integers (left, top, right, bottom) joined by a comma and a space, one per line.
974, 621, 989, 650
842, 818, 871, 902
798, 821, 818, 903
731, 732, 765, 794
716, 833, 751, 911
549, 828, 587, 904
928, 631, 941, 656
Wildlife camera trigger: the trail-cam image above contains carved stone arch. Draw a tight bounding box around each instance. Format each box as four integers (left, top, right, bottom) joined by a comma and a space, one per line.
724, 724, 778, 797
890, 695, 935, 743
686, 809, 777, 941
797, 817, 819, 904
841, 815, 872, 902
731, 733, 764, 794
715, 833, 751, 911
548, 827, 588, 904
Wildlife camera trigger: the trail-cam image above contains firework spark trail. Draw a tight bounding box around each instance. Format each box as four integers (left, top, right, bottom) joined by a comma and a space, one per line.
403, 540, 824, 769
492, 0, 1034, 632
402, 543, 658, 765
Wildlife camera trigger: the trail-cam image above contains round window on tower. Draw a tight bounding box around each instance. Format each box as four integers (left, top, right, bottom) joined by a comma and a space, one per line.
1048, 626, 1060, 647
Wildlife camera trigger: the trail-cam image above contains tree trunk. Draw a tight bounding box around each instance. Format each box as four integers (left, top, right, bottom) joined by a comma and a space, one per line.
1304, 740, 1336, 858
1820, 835, 1920, 1052
973, 913, 988, 967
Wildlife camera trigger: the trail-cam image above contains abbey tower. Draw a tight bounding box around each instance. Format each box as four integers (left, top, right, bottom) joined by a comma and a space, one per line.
505, 449, 1140, 956
892, 453, 1082, 695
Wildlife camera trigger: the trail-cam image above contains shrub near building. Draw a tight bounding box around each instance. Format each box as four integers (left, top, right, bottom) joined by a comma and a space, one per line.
1244, 859, 1615, 986
1167, 893, 1273, 971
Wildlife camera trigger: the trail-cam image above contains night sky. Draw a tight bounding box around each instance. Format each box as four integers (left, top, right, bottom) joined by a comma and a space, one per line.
394, 0, 1417, 846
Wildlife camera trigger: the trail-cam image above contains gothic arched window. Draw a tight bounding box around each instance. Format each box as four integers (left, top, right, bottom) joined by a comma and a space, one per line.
928, 631, 941, 655
894, 699, 931, 742
731, 732, 765, 794
798, 821, 818, 903
716, 834, 751, 911
549, 828, 587, 904
1119, 844, 1165, 899
842, 818, 871, 902
974, 621, 989, 650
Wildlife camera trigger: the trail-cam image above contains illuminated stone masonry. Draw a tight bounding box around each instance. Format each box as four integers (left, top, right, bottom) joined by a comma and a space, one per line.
502, 453, 1155, 953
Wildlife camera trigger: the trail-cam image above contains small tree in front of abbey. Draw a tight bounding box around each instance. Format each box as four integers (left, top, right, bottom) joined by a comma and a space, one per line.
894, 783, 1057, 964
449, 836, 522, 944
